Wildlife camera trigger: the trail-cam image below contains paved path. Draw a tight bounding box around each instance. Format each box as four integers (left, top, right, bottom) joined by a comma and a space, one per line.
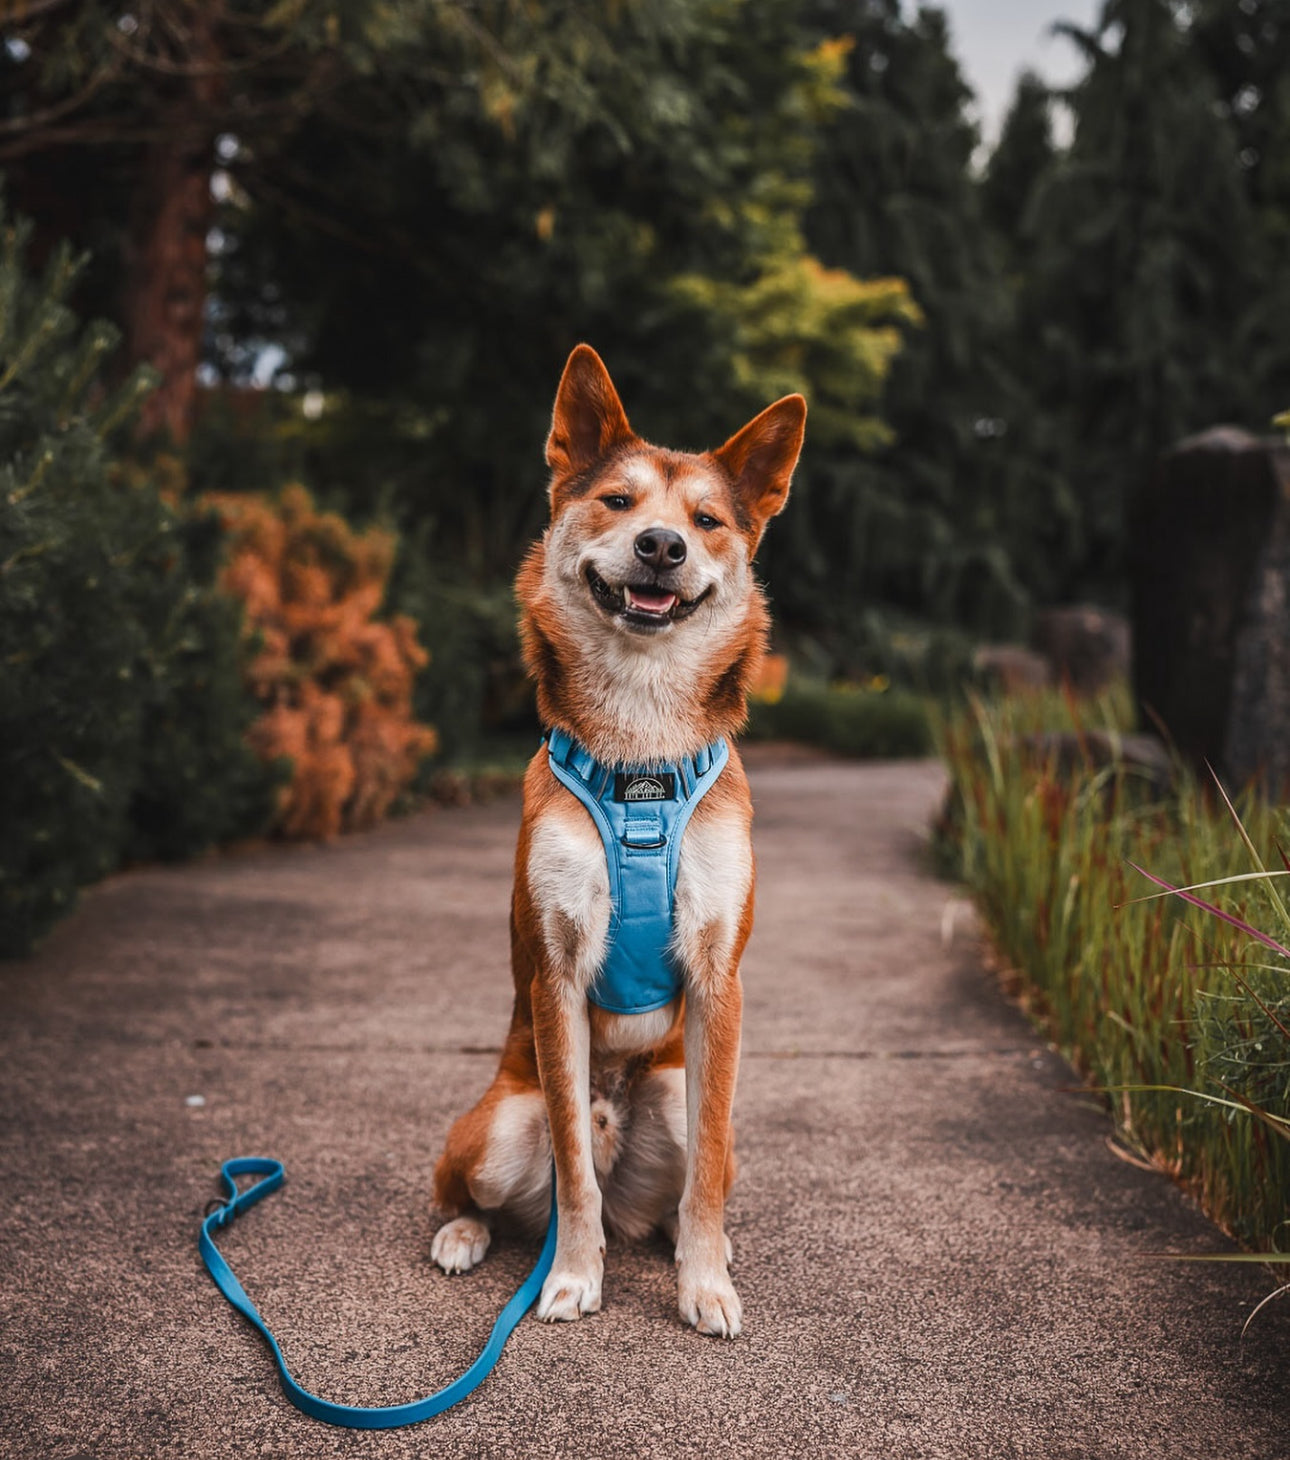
1, 754, 1286, 1459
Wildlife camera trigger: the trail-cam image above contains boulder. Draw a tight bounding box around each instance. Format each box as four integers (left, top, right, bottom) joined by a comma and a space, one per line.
1129, 426, 1290, 792
1031, 605, 1131, 695
1016, 730, 1175, 800
973, 643, 1052, 694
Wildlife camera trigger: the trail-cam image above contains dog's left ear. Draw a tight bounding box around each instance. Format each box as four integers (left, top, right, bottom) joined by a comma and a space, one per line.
712, 394, 807, 534
546, 344, 635, 480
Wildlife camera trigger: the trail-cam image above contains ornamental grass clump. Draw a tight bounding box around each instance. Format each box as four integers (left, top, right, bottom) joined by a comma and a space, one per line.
936, 689, 1289, 1253
1127, 822, 1290, 1317
209, 485, 437, 839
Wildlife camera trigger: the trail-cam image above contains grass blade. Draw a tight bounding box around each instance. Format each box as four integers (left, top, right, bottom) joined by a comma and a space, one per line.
1242, 1283, 1290, 1337
1208, 762, 1290, 928
1147, 1252, 1290, 1263
1093, 1083, 1290, 1138
1117, 869, 1290, 909
1126, 863, 1290, 960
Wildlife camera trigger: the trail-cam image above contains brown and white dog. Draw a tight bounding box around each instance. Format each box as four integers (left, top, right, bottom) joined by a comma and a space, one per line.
430, 345, 805, 1338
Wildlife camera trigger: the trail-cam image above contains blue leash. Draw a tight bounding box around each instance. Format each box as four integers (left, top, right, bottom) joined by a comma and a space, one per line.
199, 1157, 557, 1428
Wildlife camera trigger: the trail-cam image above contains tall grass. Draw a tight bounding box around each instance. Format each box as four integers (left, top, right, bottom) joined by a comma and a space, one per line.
936, 689, 1289, 1252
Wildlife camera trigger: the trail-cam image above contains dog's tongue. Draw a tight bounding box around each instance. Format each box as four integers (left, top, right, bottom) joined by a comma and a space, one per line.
626, 586, 678, 614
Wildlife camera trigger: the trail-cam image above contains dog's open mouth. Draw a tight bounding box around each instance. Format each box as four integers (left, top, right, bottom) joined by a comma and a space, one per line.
586, 567, 712, 629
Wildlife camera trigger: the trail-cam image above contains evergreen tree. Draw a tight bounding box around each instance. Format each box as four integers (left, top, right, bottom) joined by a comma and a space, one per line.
1189, 0, 1290, 426
0, 205, 273, 955
792, 1, 1047, 658
981, 71, 1056, 263
1024, 0, 1260, 596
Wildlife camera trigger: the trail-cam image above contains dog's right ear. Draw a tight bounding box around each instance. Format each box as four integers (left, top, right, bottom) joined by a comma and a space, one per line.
546, 345, 635, 480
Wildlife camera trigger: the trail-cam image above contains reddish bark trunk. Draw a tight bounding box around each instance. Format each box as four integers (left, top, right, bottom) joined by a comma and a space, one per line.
121, 18, 222, 445
123, 125, 214, 443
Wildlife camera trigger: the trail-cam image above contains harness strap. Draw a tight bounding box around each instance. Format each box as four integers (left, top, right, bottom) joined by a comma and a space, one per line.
544, 727, 730, 1015
199, 1157, 557, 1429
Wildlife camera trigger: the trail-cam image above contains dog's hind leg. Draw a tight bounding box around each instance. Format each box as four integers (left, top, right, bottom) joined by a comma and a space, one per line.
601, 1064, 687, 1243
431, 1213, 492, 1274
431, 1085, 552, 1274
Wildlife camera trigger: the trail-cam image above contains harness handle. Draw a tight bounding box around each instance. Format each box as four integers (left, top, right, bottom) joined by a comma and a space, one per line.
199, 1157, 557, 1429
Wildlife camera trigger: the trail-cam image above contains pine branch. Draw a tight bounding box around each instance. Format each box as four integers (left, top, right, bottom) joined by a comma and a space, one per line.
0, 57, 120, 136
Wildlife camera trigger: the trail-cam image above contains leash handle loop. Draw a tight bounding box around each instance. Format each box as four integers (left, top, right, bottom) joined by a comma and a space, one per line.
199, 1157, 557, 1429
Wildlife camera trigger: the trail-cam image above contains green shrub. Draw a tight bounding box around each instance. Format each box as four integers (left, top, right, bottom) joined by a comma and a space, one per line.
388, 530, 535, 767
124, 501, 282, 862
775, 609, 979, 698
0, 210, 274, 955
745, 681, 931, 758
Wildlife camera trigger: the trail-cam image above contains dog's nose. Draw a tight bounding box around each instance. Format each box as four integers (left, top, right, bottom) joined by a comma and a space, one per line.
634, 528, 687, 571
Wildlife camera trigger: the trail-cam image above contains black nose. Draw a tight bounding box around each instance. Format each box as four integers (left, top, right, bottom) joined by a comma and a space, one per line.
634, 528, 687, 571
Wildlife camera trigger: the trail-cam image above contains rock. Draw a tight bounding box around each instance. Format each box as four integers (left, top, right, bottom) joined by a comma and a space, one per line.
1031, 605, 1131, 695
932, 729, 1174, 864
1016, 730, 1175, 799
1129, 426, 1290, 791
973, 644, 1052, 694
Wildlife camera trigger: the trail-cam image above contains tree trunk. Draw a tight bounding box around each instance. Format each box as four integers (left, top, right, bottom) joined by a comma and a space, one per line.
121, 19, 221, 444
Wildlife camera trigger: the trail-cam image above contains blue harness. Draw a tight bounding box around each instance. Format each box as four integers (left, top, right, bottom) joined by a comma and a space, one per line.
544, 726, 730, 1015
199, 732, 729, 1428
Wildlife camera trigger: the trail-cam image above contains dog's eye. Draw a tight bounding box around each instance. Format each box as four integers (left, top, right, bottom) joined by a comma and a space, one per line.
600, 495, 632, 512
694, 512, 722, 531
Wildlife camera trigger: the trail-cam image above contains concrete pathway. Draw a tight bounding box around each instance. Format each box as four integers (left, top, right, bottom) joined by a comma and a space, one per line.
1, 753, 1286, 1459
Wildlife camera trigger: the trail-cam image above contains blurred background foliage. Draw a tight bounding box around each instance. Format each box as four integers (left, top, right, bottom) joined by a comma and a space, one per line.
3, 0, 1290, 947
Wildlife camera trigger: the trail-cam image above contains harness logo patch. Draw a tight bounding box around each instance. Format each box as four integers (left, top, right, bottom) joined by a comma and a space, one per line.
614, 772, 676, 803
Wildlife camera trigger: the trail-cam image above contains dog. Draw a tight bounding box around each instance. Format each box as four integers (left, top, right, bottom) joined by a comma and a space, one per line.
430, 344, 805, 1338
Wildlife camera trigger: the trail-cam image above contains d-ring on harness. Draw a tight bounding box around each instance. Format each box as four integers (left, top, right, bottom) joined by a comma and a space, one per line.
199, 732, 728, 1426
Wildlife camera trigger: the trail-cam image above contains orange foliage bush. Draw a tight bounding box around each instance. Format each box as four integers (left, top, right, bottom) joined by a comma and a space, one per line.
207, 484, 437, 838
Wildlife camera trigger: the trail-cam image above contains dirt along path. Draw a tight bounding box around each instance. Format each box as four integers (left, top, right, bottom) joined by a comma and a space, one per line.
1, 751, 1286, 1459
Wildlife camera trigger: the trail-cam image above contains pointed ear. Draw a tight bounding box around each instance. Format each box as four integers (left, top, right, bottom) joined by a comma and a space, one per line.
545, 345, 635, 478
712, 394, 806, 531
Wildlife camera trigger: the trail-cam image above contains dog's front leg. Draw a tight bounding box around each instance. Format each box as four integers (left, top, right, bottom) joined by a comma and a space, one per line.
526, 807, 609, 1320
676, 974, 743, 1338
531, 973, 604, 1319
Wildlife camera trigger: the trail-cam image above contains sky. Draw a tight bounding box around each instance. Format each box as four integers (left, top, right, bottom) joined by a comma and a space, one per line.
937, 0, 1103, 146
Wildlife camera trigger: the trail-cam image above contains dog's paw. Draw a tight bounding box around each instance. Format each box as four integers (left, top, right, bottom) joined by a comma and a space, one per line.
431, 1215, 491, 1274
537, 1263, 603, 1322
677, 1264, 742, 1339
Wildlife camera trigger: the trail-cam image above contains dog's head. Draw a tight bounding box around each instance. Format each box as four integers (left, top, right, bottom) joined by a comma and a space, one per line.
519, 345, 805, 760
539, 344, 805, 643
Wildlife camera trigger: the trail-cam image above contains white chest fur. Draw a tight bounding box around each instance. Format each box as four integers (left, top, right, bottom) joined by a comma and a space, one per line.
526, 804, 611, 993
671, 808, 752, 990
526, 793, 752, 1009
